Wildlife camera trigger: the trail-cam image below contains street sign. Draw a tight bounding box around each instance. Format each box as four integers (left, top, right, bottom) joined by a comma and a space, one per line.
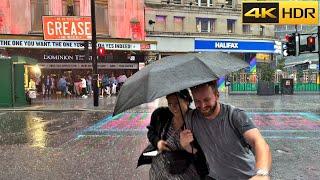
42, 16, 92, 40
195, 39, 279, 54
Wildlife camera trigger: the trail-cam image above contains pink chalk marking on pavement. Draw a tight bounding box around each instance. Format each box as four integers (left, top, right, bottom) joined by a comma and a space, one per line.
124, 113, 151, 130
100, 113, 152, 130
100, 113, 131, 130
96, 112, 319, 132
138, 113, 152, 129
253, 114, 320, 130
117, 113, 142, 129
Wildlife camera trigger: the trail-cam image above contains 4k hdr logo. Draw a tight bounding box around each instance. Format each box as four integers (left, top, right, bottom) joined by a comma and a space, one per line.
242, 1, 318, 24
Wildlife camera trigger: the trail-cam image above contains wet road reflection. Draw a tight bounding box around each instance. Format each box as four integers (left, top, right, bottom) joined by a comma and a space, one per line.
0, 111, 107, 147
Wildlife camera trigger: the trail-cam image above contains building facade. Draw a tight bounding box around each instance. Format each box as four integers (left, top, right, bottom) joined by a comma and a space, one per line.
143, 0, 280, 88
0, 0, 156, 78
144, 0, 276, 57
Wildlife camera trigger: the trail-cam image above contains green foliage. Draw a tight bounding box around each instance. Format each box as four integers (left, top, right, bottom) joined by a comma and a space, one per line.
296, 70, 304, 82
276, 58, 285, 71
258, 63, 275, 82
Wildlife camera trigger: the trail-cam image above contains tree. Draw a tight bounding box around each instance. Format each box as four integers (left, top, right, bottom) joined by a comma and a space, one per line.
276, 58, 285, 71
257, 63, 276, 95
259, 63, 275, 82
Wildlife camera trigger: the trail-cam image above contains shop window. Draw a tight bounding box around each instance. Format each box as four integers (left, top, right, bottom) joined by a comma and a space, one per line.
227, 19, 236, 33
196, 18, 215, 33
242, 24, 251, 34
174, 16, 184, 32
31, 0, 49, 32
156, 15, 166, 31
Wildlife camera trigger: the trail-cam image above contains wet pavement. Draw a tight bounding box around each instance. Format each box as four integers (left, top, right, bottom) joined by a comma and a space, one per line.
0, 94, 319, 179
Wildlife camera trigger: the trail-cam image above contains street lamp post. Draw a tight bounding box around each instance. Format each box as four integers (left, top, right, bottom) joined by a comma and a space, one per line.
91, 0, 98, 106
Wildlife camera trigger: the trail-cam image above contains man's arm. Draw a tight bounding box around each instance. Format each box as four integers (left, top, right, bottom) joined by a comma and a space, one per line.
244, 128, 272, 179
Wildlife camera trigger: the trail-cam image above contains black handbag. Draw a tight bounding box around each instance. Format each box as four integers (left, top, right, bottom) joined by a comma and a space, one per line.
137, 144, 157, 167
163, 150, 193, 174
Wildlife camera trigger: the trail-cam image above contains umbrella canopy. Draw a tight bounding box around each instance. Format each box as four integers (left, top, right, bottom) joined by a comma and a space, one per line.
113, 52, 249, 115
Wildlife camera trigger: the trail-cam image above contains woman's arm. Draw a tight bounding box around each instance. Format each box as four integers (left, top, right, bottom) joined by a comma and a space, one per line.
147, 107, 172, 148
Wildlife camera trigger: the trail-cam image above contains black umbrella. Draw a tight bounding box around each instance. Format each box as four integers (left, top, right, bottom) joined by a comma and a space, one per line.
113, 52, 249, 115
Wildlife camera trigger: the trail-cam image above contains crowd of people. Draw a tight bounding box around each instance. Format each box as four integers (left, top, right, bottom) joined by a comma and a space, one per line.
31, 72, 128, 99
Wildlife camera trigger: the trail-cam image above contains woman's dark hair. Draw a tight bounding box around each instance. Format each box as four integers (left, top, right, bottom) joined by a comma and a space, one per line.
166, 89, 193, 104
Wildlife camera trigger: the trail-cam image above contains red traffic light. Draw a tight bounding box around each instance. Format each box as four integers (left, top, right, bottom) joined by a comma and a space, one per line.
285, 34, 294, 42
307, 36, 315, 45
306, 36, 316, 52
97, 47, 106, 57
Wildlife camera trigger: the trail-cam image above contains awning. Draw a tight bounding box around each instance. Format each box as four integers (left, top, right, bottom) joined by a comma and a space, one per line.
284, 53, 318, 66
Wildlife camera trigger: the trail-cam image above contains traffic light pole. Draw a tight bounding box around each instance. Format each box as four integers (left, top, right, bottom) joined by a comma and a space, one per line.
295, 32, 299, 56
91, 0, 99, 106
295, 25, 299, 56
318, 26, 320, 74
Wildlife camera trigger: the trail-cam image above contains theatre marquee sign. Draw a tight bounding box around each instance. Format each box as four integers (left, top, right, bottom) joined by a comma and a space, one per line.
38, 63, 138, 69
0, 39, 156, 51
42, 16, 92, 40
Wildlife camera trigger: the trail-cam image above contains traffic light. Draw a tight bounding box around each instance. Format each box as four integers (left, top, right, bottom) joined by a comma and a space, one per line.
97, 47, 106, 58
306, 36, 315, 52
283, 34, 296, 56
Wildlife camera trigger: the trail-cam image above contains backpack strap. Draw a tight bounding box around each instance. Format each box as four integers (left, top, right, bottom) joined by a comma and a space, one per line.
227, 105, 252, 151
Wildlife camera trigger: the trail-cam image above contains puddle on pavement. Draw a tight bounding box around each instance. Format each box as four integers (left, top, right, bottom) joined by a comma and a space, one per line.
0, 111, 107, 148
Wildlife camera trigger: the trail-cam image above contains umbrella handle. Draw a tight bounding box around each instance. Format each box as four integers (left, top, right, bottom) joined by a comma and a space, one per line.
175, 94, 186, 129
175, 94, 193, 154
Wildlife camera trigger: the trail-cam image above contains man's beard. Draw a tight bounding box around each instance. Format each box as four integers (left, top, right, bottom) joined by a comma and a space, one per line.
201, 102, 217, 117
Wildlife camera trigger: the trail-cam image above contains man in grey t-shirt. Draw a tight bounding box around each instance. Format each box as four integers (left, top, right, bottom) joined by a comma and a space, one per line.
180, 81, 272, 180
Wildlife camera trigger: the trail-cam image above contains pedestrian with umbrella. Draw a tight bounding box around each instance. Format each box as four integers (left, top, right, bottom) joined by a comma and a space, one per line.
113, 52, 271, 179
180, 80, 272, 179
139, 89, 208, 179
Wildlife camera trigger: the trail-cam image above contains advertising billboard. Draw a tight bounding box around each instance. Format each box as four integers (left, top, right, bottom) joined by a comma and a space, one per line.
42, 16, 92, 40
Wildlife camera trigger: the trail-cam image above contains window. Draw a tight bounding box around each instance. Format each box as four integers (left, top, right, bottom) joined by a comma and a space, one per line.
96, 4, 108, 34
61, 0, 76, 16
31, 0, 49, 32
156, 15, 166, 31
174, 16, 184, 32
275, 25, 287, 31
225, 0, 233, 7
260, 25, 265, 36
227, 19, 236, 33
242, 24, 251, 34
196, 18, 215, 33
173, 0, 181, 4
74, 0, 80, 16
196, 0, 213, 7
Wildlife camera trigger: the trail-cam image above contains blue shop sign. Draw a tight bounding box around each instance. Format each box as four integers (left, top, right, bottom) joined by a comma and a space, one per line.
195, 39, 279, 53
